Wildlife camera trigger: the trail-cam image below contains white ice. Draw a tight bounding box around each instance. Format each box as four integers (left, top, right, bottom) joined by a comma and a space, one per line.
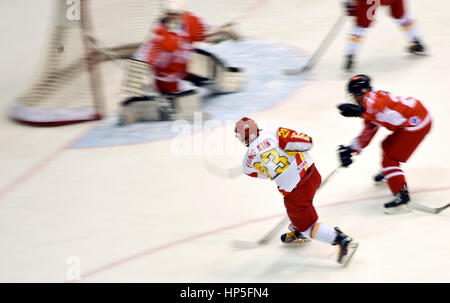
0, 0, 449, 282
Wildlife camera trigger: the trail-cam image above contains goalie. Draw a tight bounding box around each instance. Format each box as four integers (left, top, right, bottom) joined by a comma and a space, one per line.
120, 0, 243, 123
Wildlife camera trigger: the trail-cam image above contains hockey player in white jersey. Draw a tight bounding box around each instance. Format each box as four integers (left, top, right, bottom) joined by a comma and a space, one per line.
235, 117, 358, 266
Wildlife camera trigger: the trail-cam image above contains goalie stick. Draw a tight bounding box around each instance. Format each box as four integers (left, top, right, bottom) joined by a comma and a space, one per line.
231, 167, 341, 248
283, 15, 347, 76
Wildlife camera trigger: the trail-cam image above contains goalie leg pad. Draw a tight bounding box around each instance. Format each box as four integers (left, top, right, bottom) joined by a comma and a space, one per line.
119, 95, 173, 124
187, 49, 218, 80
119, 88, 202, 124
121, 59, 152, 98
169, 89, 202, 118
214, 66, 244, 93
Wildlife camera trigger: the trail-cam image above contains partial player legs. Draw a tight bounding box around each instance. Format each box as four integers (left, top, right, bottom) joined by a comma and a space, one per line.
283, 166, 322, 231
393, 13, 426, 54
381, 155, 411, 214
154, 79, 180, 94
390, 0, 426, 53
344, 25, 368, 72
154, 73, 197, 94
389, 0, 405, 19
381, 156, 406, 194
280, 221, 359, 266
380, 122, 432, 213
344, 0, 426, 71
344, 0, 374, 72
281, 167, 358, 266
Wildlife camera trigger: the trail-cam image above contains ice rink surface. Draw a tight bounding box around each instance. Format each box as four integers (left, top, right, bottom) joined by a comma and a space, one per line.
0, 0, 449, 283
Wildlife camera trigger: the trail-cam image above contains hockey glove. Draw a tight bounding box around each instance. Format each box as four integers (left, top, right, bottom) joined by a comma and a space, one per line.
337, 103, 364, 117
338, 145, 353, 167
342, 0, 358, 16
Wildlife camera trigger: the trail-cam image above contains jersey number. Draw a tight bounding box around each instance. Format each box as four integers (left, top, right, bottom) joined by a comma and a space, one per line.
253, 149, 290, 179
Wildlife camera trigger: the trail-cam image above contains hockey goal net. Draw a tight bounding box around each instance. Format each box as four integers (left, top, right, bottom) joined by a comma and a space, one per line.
10, 0, 161, 126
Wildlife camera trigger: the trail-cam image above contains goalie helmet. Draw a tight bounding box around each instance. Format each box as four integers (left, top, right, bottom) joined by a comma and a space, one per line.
348, 74, 372, 96
235, 117, 259, 147
161, 0, 185, 15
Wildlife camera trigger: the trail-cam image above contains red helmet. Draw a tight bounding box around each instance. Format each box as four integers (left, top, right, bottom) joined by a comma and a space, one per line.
235, 117, 259, 146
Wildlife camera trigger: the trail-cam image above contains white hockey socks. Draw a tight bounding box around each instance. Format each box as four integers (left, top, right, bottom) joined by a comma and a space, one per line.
345, 25, 367, 56
303, 222, 337, 244
395, 14, 420, 42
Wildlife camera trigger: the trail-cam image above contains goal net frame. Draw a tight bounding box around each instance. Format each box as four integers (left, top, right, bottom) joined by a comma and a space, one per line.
10, 0, 158, 126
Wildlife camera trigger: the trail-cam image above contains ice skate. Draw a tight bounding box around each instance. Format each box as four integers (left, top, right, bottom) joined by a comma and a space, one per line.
280, 226, 311, 245
333, 228, 359, 267
344, 54, 354, 73
280, 231, 311, 244
373, 171, 386, 186
384, 190, 412, 214
407, 38, 426, 55
332, 227, 358, 267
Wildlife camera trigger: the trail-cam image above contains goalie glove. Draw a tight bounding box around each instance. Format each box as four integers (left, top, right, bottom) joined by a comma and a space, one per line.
337, 103, 364, 117
205, 23, 241, 44
338, 145, 354, 168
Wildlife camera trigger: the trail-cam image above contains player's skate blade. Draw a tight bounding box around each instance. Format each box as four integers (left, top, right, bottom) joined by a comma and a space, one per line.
333, 227, 358, 267
383, 204, 412, 215
373, 172, 386, 186
339, 242, 358, 267
384, 190, 412, 214
407, 39, 427, 56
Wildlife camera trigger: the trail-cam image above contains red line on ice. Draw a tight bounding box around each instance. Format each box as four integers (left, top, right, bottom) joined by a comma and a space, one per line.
0, 125, 96, 201
77, 185, 450, 281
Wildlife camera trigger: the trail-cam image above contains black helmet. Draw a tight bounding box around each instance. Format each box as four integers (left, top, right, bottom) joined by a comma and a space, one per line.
348, 74, 372, 96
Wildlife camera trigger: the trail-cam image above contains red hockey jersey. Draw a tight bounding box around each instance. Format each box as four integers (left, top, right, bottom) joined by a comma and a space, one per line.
144, 12, 208, 81
350, 90, 431, 152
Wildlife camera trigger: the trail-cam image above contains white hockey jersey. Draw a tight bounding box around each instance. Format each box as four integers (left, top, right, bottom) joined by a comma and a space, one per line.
242, 127, 315, 194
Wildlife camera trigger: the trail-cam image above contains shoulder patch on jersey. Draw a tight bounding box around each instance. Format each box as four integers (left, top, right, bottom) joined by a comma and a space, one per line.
409, 116, 421, 126
278, 128, 292, 138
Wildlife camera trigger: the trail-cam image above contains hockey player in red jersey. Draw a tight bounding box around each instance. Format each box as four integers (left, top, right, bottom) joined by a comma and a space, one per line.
139, 0, 209, 94
235, 117, 358, 266
342, 0, 426, 72
337, 75, 432, 214
134, 0, 239, 95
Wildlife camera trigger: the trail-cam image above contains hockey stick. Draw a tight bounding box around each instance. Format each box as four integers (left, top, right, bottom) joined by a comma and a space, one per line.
409, 202, 450, 214
319, 166, 341, 187
231, 166, 341, 248
231, 215, 290, 248
203, 160, 242, 179
283, 15, 347, 75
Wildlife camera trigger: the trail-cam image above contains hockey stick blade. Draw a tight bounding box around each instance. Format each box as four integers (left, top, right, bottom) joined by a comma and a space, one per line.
283, 65, 310, 76
230, 239, 269, 249
409, 202, 450, 214
231, 216, 290, 249
203, 159, 242, 179
283, 15, 346, 76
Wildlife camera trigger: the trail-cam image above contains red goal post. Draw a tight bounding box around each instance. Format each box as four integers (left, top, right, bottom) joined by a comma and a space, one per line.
10, 0, 160, 126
